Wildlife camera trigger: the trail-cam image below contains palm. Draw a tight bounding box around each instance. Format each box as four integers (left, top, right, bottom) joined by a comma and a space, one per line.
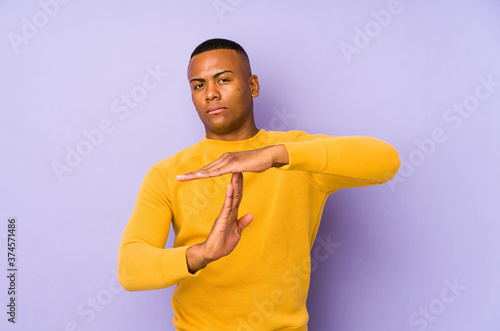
201, 172, 253, 261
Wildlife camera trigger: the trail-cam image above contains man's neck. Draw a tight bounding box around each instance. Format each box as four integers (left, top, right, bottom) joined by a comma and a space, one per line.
205, 125, 260, 141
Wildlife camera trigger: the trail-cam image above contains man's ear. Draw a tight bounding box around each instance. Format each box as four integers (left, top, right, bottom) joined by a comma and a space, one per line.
249, 75, 259, 97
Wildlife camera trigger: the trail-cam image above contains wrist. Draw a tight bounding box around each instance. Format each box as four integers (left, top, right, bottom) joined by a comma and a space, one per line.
186, 243, 211, 274
269, 144, 289, 168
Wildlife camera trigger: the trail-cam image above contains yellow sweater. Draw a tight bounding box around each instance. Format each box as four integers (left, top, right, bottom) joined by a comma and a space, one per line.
118, 129, 400, 330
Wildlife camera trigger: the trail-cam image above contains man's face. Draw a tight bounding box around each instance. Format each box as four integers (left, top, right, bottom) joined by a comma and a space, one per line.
187, 49, 259, 139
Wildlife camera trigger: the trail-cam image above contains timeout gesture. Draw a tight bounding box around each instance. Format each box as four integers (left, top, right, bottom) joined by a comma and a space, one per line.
181, 144, 288, 273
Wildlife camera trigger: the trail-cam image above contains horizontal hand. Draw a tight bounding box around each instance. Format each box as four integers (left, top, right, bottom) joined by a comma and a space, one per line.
176, 145, 289, 182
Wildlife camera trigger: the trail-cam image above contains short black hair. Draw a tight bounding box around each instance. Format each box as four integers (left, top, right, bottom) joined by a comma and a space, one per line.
190, 38, 249, 60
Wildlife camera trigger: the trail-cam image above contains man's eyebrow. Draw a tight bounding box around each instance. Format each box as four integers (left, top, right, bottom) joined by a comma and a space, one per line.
213, 70, 233, 78
190, 70, 234, 83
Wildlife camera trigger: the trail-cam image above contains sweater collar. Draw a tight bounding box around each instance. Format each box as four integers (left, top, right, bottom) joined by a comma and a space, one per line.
200, 129, 268, 150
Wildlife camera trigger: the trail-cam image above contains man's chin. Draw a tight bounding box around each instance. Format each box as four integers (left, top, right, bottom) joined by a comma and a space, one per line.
204, 121, 235, 134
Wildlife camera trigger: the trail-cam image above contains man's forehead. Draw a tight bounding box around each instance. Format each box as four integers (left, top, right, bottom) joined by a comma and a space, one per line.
188, 49, 249, 78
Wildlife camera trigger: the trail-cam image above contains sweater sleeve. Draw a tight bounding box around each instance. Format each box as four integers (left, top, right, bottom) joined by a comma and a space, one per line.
118, 164, 200, 291
277, 134, 400, 192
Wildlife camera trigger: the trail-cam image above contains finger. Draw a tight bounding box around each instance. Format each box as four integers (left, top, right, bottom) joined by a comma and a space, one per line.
231, 172, 240, 188
176, 155, 232, 181
176, 157, 224, 181
218, 184, 234, 221
232, 172, 244, 209
198, 154, 230, 172
177, 168, 227, 182
230, 173, 240, 211
237, 213, 254, 234
176, 163, 212, 181
192, 155, 234, 177
176, 172, 208, 181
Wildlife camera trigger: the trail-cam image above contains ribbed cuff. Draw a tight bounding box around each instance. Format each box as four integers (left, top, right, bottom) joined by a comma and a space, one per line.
160, 245, 202, 285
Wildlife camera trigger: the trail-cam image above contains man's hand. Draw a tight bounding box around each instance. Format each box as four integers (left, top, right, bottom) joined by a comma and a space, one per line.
176, 145, 289, 182
185, 172, 254, 273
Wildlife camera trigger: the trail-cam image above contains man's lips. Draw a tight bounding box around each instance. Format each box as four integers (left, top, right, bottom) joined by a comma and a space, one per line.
206, 107, 226, 115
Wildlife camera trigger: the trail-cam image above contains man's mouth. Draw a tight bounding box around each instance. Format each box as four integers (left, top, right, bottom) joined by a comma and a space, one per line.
206, 107, 226, 115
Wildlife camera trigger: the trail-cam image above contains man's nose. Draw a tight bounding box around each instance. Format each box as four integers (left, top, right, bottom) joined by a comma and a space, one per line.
205, 82, 220, 102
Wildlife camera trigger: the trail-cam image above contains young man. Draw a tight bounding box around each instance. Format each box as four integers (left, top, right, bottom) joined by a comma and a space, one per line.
118, 38, 400, 330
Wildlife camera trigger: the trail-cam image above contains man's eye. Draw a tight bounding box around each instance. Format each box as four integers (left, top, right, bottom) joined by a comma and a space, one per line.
218, 78, 229, 83
193, 84, 203, 90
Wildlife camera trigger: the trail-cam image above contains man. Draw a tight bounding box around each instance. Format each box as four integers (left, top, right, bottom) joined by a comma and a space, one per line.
118, 38, 400, 330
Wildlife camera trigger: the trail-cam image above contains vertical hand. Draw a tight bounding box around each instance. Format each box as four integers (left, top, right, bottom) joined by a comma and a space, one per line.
186, 172, 253, 273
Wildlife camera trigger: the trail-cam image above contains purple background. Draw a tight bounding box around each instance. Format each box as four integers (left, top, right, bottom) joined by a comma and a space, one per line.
1, 0, 500, 330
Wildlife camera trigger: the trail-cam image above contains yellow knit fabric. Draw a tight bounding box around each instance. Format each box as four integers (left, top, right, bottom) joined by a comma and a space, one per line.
118, 129, 400, 330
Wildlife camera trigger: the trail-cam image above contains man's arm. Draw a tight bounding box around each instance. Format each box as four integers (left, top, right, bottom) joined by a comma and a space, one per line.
118, 167, 254, 290
176, 135, 400, 191
118, 165, 191, 291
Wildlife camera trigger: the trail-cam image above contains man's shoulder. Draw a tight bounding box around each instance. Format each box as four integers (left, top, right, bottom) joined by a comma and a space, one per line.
264, 129, 324, 144
150, 140, 205, 174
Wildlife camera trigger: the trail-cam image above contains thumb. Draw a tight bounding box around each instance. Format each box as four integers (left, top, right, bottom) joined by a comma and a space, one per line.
237, 213, 254, 232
